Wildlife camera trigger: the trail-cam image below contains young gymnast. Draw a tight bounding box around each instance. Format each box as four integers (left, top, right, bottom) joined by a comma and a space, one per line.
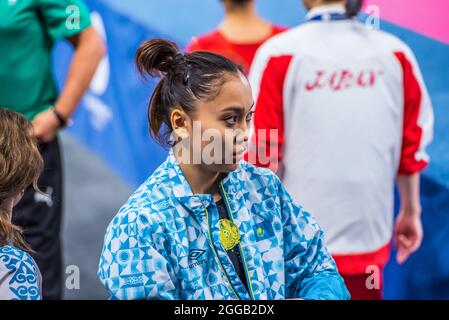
98, 38, 349, 300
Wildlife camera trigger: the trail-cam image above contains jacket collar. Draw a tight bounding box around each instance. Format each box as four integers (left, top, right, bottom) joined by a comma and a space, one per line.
164, 149, 211, 215
165, 149, 244, 214
305, 3, 346, 20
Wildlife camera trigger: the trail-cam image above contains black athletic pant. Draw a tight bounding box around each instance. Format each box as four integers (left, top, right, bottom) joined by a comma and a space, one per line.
13, 137, 63, 300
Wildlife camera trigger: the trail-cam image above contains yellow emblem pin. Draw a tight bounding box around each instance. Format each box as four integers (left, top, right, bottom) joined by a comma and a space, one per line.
219, 219, 241, 251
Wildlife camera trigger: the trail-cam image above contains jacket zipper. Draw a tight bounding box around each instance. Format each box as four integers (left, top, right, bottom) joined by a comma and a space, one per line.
220, 181, 256, 300
205, 207, 241, 300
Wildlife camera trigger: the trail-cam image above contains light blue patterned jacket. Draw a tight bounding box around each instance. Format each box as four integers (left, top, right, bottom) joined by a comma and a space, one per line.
98, 150, 350, 300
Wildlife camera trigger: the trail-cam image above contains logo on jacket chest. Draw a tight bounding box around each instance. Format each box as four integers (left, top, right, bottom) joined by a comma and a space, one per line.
188, 249, 207, 269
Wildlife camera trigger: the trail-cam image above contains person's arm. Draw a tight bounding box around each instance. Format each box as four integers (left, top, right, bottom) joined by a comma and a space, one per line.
57, 27, 106, 121
98, 211, 180, 300
275, 177, 350, 300
393, 46, 434, 264
33, 26, 105, 142
395, 173, 423, 264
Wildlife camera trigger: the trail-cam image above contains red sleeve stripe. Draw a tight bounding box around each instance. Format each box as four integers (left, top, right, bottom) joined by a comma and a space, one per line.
394, 51, 428, 174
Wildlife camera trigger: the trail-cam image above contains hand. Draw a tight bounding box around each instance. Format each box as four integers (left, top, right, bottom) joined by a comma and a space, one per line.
394, 208, 423, 265
32, 109, 61, 143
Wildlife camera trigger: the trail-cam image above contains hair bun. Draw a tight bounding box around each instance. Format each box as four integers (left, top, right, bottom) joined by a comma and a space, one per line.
135, 38, 181, 78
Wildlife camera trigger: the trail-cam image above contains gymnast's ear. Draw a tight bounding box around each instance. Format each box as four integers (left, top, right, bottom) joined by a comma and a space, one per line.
170, 107, 191, 139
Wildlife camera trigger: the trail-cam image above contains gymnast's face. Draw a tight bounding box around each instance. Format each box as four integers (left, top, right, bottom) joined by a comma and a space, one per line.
171, 73, 254, 173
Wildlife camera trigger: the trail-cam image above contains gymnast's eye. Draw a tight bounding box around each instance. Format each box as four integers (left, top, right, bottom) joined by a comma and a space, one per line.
224, 115, 238, 126
246, 111, 254, 123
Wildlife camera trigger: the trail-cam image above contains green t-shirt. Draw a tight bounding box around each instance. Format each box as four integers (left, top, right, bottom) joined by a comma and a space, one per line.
0, 0, 91, 120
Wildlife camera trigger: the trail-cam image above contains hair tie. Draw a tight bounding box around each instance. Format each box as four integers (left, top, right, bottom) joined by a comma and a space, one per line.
182, 64, 191, 86
172, 53, 185, 65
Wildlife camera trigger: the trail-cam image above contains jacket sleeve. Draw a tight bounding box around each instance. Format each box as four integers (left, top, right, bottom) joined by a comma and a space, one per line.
98, 210, 180, 300
394, 47, 434, 174
37, 0, 92, 42
275, 177, 350, 300
0, 248, 42, 300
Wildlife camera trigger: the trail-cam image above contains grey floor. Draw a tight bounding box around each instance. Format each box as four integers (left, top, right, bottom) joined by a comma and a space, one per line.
60, 133, 132, 300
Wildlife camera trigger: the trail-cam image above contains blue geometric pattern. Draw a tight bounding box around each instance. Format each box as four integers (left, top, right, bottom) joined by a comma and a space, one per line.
0, 245, 41, 300
98, 150, 350, 300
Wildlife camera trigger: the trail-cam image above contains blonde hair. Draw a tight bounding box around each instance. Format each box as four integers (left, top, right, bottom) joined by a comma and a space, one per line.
0, 108, 43, 251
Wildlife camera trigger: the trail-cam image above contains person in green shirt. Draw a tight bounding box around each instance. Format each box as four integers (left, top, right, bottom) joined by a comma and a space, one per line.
0, 0, 105, 299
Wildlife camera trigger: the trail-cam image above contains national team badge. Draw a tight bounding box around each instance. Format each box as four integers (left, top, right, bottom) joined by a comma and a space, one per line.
219, 219, 241, 251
